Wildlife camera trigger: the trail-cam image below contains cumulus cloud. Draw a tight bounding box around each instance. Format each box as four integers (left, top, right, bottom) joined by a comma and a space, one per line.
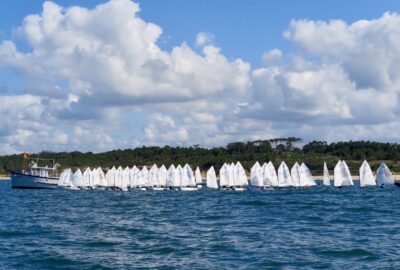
1, 1, 400, 154
0, 0, 251, 153
238, 12, 400, 143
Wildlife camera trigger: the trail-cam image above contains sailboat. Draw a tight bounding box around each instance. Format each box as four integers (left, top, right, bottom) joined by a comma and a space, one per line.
233, 162, 248, 191
97, 167, 107, 189
121, 167, 130, 191
106, 167, 116, 189
206, 166, 218, 189
261, 162, 272, 189
82, 167, 92, 189
138, 166, 148, 190
250, 162, 263, 188
195, 167, 203, 188
58, 168, 73, 188
148, 164, 160, 190
173, 165, 182, 190
219, 163, 229, 189
180, 164, 197, 191
71, 168, 83, 189
323, 162, 330, 186
156, 165, 167, 190
376, 163, 394, 187
359, 160, 376, 187
291, 162, 301, 188
166, 164, 175, 189
299, 163, 316, 187
334, 160, 353, 187
277, 161, 293, 188
129, 166, 139, 189
266, 161, 279, 187
115, 166, 124, 190
90, 167, 100, 189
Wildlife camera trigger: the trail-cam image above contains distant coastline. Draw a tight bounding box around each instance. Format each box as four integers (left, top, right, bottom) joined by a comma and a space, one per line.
2, 138, 400, 176
0, 175, 10, 180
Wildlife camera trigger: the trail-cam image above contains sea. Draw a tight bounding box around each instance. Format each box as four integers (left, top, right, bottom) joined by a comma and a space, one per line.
1, 180, 400, 270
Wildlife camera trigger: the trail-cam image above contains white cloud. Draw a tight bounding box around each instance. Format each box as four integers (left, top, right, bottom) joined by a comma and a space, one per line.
1, 2, 400, 154
262, 49, 282, 66
195, 32, 214, 46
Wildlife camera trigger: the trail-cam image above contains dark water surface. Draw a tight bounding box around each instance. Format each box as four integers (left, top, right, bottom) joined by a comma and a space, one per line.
1, 180, 400, 269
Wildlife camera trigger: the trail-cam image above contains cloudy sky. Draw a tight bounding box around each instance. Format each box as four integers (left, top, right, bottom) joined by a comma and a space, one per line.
1, 0, 400, 154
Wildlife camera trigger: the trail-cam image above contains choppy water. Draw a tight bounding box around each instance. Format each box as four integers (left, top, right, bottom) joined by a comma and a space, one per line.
1, 180, 400, 269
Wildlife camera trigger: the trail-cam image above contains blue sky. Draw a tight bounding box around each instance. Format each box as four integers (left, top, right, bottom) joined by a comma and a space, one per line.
1, 0, 400, 154
2, 1, 400, 65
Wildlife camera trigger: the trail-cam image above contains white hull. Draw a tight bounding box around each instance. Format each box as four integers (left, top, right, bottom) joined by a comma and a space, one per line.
153, 187, 165, 191
180, 187, 197, 191
11, 172, 59, 189
233, 187, 246, 191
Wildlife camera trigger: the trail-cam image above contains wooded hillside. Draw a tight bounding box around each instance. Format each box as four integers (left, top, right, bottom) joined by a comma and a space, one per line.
1, 138, 399, 175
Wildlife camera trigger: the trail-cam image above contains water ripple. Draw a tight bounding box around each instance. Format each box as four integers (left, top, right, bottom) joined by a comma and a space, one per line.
1, 182, 400, 269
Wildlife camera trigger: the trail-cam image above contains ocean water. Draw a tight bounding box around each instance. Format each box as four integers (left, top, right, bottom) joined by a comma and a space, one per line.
1, 180, 400, 270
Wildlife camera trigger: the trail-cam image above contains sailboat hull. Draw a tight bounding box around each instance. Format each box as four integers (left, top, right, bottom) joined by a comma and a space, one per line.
180, 187, 197, 191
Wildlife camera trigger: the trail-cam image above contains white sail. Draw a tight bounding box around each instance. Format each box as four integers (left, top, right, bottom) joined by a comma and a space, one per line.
186, 165, 197, 187
158, 165, 167, 187
206, 166, 218, 189
260, 163, 269, 187
291, 162, 301, 187
219, 163, 229, 187
359, 160, 376, 187
138, 166, 148, 188
300, 163, 316, 186
83, 167, 92, 187
235, 162, 248, 186
128, 167, 135, 188
133, 166, 141, 187
166, 165, 175, 188
173, 165, 182, 188
334, 160, 353, 187
106, 167, 116, 188
180, 164, 195, 188
91, 168, 100, 188
228, 163, 235, 187
195, 167, 202, 184
342, 161, 354, 186
58, 168, 73, 187
266, 161, 279, 187
250, 162, 263, 187
180, 165, 189, 187
97, 167, 106, 187
277, 161, 293, 187
148, 164, 158, 187
72, 168, 83, 188
115, 166, 124, 189
121, 167, 130, 190
323, 162, 330, 186
333, 160, 342, 187
376, 163, 394, 186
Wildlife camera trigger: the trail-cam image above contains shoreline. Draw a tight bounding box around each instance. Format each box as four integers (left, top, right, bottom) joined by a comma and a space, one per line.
0, 175, 10, 180
315, 175, 400, 181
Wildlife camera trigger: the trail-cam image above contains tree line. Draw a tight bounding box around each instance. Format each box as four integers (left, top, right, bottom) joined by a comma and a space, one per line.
1, 138, 399, 175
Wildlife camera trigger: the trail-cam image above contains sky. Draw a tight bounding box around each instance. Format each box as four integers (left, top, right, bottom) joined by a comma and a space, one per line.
1, 0, 400, 154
